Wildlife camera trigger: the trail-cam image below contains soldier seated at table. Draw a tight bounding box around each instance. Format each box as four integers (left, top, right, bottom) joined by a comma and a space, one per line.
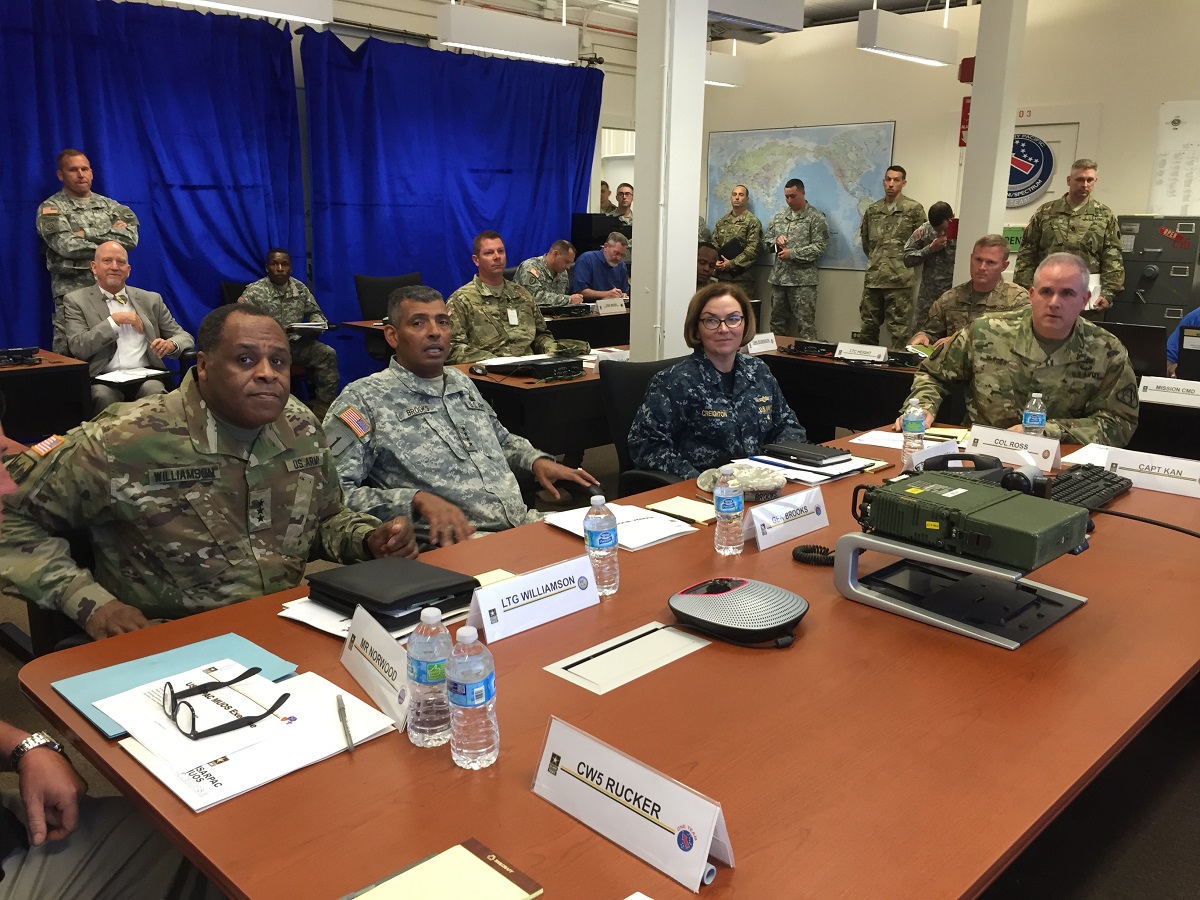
326, 285, 597, 550
514, 240, 584, 307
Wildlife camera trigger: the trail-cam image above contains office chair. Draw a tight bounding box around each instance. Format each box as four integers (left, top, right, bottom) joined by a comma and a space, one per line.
598, 357, 686, 497
220, 278, 320, 398
352, 273, 423, 363
503, 266, 519, 282
220, 280, 247, 307
0, 530, 90, 661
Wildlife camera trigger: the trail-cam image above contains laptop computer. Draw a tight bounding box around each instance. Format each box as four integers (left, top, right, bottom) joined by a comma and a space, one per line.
1096, 321, 1167, 378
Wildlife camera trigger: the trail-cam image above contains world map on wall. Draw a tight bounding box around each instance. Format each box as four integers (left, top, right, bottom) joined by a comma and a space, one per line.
706, 122, 896, 271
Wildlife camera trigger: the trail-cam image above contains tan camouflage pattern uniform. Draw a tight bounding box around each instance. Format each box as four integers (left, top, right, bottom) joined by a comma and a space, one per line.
0, 371, 380, 628
712, 209, 763, 303
859, 194, 926, 348
762, 205, 828, 339
325, 360, 551, 550
514, 255, 573, 307
918, 280, 1030, 342
698, 217, 712, 243
239, 276, 339, 409
903, 222, 957, 335
447, 276, 559, 363
36, 189, 139, 354
1013, 195, 1125, 299
907, 307, 1139, 447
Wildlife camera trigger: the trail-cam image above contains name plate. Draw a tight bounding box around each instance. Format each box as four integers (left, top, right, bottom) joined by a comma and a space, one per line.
533, 717, 734, 891
467, 555, 599, 642
596, 297, 627, 315
745, 332, 778, 355
834, 341, 889, 363
341, 606, 410, 729
1139, 375, 1200, 409
1105, 447, 1200, 498
966, 424, 1061, 472
749, 488, 828, 551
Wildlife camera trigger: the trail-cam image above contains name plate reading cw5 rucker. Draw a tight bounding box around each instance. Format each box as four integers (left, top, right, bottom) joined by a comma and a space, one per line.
967, 424, 1061, 472
532, 717, 733, 892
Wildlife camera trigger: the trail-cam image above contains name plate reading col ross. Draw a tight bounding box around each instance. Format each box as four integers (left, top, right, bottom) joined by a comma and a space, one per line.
966, 424, 1061, 472
748, 487, 829, 551
745, 332, 778, 355
1139, 375, 1200, 409
596, 297, 627, 316
532, 717, 733, 892
468, 555, 599, 642
1105, 447, 1200, 499
341, 606, 411, 730
834, 341, 889, 363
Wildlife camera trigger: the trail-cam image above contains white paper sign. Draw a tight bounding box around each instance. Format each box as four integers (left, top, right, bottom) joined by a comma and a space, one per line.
834, 341, 889, 363
533, 717, 734, 892
1139, 376, 1200, 409
745, 332, 778, 355
341, 606, 411, 730
596, 297, 627, 315
749, 488, 829, 551
911, 438, 960, 470
966, 424, 1061, 472
467, 555, 599, 642
1105, 447, 1200, 499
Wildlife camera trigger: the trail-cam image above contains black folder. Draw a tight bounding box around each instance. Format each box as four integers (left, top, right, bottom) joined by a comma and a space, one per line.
307, 557, 479, 627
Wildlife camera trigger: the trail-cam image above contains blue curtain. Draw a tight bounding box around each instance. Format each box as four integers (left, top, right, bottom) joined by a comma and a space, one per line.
301, 30, 603, 380
0, 0, 303, 349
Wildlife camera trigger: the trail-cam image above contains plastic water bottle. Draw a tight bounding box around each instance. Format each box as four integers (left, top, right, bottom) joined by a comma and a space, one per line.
900, 399, 926, 471
406, 607, 452, 747
713, 465, 744, 556
1022, 392, 1047, 436
583, 495, 619, 597
447, 626, 499, 770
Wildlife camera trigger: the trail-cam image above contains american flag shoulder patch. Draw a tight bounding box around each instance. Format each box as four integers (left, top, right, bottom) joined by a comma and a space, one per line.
31, 435, 66, 457
337, 406, 372, 438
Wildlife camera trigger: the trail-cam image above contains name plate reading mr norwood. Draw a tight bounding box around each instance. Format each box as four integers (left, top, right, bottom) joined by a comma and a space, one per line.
341, 605, 411, 730
596, 297, 627, 316
748, 487, 828, 551
1139, 375, 1200, 409
532, 717, 733, 892
967, 424, 1061, 472
1105, 447, 1200, 499
834, 341, 889, 363
468, 555, 599, 642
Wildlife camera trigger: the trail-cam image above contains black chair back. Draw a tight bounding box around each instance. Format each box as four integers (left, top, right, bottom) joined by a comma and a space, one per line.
352, 273, 423, 362
599, 356, 687, 495
220, 281, 248, 306
503, 266, 519, 282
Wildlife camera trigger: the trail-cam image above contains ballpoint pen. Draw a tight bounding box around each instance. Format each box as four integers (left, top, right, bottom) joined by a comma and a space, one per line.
336, 694, 354, 753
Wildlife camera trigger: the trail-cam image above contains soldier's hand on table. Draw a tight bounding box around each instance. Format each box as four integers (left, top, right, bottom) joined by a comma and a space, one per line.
909, 332, 931, 347
149, 338, 176, 358
1092, 295, 1111, 310
413, 492, 475, 547
569, 293, 585, 305
532, 458, 599, 500
1007, 424, 1027, 434
368, 517, 419, 559
110, 310, 144, 332
85, 600, 150, 640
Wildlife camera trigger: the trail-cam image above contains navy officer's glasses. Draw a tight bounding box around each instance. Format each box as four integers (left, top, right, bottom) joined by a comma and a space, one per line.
162, 666, 290, 741
699, 313, 744, 331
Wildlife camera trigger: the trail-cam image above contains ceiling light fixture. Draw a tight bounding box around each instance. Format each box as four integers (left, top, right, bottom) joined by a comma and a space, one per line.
438, 2, 580, 67
856, 3, 957, 68
183, 0, 332, 25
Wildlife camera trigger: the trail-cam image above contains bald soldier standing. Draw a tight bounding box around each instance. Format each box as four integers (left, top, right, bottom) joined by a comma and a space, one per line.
711, 184, 763, 303
36, 149, 139, 354
762, 179, 828, 339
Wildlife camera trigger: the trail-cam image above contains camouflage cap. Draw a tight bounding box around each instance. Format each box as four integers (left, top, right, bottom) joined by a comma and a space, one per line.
696, 464, 786, 502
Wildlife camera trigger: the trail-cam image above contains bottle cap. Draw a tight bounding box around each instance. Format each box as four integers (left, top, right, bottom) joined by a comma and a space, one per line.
456, 625, 479, 644
420, 606, 441, 625
1032, 393, 1042, 399
590, 495, 606, 506
720, 465, 734, 474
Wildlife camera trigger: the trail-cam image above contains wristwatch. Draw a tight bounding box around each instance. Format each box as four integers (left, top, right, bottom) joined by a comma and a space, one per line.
7, 732, 65, 771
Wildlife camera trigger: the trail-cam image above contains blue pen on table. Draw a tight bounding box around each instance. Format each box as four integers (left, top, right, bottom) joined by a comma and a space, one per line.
336, 694, 354, 753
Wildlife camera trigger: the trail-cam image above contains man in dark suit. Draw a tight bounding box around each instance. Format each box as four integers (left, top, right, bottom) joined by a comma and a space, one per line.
62, 241, 194, 415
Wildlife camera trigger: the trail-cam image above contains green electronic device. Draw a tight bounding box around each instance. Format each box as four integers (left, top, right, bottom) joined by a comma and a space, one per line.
852, 472, 1088, 572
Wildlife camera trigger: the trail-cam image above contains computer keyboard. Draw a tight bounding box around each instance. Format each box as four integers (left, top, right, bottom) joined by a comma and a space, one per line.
1049, 464, 1133, 510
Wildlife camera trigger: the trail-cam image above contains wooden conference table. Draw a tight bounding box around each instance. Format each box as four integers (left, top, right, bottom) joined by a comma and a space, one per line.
20, 442, 1200, 899
0, 349, 90, 442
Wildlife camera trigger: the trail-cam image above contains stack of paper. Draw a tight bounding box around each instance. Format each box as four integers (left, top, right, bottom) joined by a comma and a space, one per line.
646, 496, 717, 525
735, 455, 874, 484
346, 839, 542, 899
100, 660, 394, 811
94, 366, 164, 384
279, 597, 471, 640
543, 503, 696, 550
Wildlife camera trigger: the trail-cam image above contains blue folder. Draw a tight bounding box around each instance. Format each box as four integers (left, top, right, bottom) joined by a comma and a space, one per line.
51, 633, 297, 739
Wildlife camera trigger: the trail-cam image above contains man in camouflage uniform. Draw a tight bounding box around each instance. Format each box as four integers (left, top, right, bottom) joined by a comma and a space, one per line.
613, 183, 634, 226
327, 285, 598, 551
762, 179, 829, 339
448, 231, 561, 363
898, 253, 1138, 447
0, 305, 417, 641
860, 165, 926, 348
697, 242, 719, 290
903, 201, 956, 334
36, 149, 139, 355
712, 184, 763, 303
1013, 158, 1124, 309
597, 180, 617, 215
514, 240, 583, 307
238, 248, 339, 418
911, 234, 1029, 347
698, 217, 712, 243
